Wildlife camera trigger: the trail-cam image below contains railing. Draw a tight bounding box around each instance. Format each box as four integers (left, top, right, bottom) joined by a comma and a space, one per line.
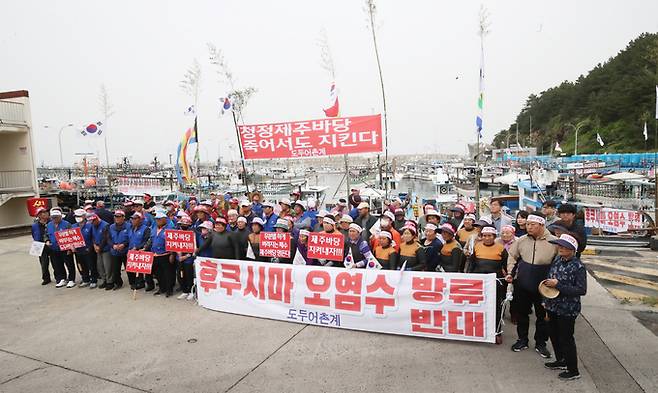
0, 170, 34, 192
0, 101, 27, 126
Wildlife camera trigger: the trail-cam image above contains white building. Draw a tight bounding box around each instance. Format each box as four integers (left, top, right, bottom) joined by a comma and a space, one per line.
0, 90, 39, 229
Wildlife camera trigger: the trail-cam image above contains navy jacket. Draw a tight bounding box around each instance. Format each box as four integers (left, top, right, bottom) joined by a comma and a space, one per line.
543, 255, 587, 317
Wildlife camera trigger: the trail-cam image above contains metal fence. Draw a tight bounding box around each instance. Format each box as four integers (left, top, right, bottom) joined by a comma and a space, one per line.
0, 101, 27, 125
0, 170, 34, 192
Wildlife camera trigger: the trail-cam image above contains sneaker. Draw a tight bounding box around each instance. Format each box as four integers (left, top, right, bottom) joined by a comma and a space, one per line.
105, 284, 115, 291
186, 292, 195, 301
55, 280, 67, 288
153, 290, 162, 296
511, 340, 529, 352
558, 370, 581, 380
114, 283, 123, 290
99, 282, 107, 289
66, 281, 76, 288
535, 345, 552, 359
145, 285, 155, 292
545, 360, 567, 370
177, 293, 188, 300
79, 282, 89, 288
41, 279, 52, 285
89, 283, 97, 289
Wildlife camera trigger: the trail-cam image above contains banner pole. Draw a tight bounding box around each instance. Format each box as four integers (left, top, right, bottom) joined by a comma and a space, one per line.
232, 111, 250, 193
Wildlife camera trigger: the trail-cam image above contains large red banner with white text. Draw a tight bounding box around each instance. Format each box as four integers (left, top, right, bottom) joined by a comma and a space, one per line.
195, 258, 497, 343
238, 114, 382, 159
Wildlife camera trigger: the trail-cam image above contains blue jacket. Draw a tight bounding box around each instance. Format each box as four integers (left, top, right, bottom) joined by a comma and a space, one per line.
263, 213, 279, 232
128, 222, 150, 250
91, 220, 111, 252
72, 221, 94, 253
252, 202, 264, 218
148, 226, 169, 254
31, 220, 49, 243
544, 255, 587, 317
108, 222, 130, 256
46, 219, 72, 252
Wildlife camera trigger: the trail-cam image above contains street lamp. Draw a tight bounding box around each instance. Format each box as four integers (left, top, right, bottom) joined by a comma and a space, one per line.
565, 120, 589, 156
58, 123, 75, 167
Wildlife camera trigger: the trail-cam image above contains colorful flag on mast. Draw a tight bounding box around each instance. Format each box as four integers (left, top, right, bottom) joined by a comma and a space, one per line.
476, 44, 484, 138
175, 122, 198, 186
323, 83, 340, 118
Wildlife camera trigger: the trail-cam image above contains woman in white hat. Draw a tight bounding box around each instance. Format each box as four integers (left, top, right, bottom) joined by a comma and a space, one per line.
437, 223, 463, 272
467, 226, 508, 334
343, 223, 375, 268
397, 225, 426, 271
543, 234, 587, 380
247, 217, 268, 262
374, 231, 398, 270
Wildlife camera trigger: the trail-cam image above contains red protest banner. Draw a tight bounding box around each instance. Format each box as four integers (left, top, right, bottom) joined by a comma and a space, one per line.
307, 232, 345, 261
238, 114, 382, 159
164, 229, 196, 253
259, 232, 291, 258
55, 227, 86, 251
126, 250, 154, 274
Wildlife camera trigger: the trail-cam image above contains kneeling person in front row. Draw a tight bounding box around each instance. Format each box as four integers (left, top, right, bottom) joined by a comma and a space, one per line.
543, 234, 587, 381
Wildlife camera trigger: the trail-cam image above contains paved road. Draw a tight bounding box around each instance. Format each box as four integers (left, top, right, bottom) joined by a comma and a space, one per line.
0, 236, 653, 393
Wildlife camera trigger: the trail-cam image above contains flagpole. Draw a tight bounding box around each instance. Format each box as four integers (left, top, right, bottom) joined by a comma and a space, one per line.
366, 0, 390, 201
232, 110, 250, 193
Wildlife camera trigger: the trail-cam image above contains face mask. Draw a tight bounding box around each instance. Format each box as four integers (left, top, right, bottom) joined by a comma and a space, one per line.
75, 217, 84, 223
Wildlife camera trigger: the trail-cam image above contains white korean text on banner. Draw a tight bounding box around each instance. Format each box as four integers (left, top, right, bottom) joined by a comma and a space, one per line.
584, 207, 644, 233
195, 258, 497, 343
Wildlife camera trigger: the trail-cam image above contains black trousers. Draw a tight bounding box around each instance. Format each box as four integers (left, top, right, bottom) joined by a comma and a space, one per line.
38, 249, 52, 282
495, 280, 506, 332
180, 263, 195, 293
51, 250, 75, 282
111, 254, 126, 286
75, 252, 90, 283
548, 311, 579, 373
513, 284, 548, 346
154, 254, 175, 294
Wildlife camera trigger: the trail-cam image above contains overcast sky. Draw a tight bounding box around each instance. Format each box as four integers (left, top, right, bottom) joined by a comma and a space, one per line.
2, 0, 657, 165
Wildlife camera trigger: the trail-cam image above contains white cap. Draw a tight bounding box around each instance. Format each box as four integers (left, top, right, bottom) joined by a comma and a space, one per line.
279, 198, 291, 206
481, 226, 497, 235
237, 216, 247, 223
357, 202, 370, 210
262, 201, 274, 208
339, 215, 353, 223
132, 199, 145, 205
383, 211, 395, 221
239, 199, 250, 207
74, 209, 86, 217
154, 211, 167, 219
252, 217, 265, 226
307, 198, 316, 209
299, 229, 310, 236
379, 231, 392, 239
317, 210, 328, 218
50, 209, 62, 217
323, 216, 335, 225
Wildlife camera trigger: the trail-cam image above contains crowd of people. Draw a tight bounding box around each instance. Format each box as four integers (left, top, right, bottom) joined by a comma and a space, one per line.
31, 189, 587, 380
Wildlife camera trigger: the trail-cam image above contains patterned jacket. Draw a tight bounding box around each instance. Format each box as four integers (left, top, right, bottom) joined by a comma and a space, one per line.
543, 255, 587, 317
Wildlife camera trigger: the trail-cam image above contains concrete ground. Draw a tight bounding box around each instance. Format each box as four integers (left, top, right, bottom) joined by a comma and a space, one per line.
1, 236, 657, 393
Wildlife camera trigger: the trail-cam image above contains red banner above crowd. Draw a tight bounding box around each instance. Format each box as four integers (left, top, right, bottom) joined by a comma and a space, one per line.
238, 114, 382, 159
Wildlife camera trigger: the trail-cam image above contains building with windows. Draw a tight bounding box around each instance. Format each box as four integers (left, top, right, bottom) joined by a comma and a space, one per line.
0, 90, 39, 229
